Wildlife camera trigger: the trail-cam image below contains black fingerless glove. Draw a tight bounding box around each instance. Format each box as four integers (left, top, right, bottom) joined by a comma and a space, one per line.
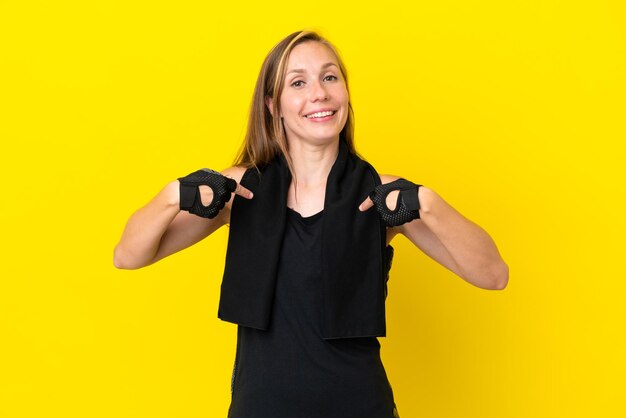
369, 178, 422, 227
177, 168, 237, 219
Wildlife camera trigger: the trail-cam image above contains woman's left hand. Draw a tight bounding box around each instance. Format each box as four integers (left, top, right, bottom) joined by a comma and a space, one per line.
361, 176, 509, 290
359, 178, 422, 227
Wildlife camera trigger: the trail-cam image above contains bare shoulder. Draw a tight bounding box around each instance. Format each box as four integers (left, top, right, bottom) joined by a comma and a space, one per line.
379, 173, 401, 184
380, 173, 430, 195
221, 165, 248, 183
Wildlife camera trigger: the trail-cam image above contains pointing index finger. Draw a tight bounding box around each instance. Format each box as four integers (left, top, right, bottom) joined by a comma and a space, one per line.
235, 183, 254, 199
358, 196, 374, 211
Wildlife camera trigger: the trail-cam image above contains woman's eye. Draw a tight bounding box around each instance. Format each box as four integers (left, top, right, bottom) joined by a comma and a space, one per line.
324, 75, 338, 81
291, 80, 304, 87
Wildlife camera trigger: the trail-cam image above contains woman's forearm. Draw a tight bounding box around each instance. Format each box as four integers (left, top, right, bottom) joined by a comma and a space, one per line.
113, 181, 180, 269
418, 187, 509, 289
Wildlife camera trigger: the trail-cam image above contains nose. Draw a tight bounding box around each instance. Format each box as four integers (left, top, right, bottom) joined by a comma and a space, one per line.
310, 79, 328, 102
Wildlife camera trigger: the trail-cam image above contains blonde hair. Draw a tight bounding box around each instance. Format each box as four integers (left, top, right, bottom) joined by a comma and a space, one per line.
232, 30, 360, 182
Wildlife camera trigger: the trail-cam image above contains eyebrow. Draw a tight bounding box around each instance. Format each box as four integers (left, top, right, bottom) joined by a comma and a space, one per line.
287, 62, 338, 75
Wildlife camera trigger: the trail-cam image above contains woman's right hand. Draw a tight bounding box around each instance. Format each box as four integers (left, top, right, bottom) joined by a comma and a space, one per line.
115, 166, 251, 269
177, 168, 254, 218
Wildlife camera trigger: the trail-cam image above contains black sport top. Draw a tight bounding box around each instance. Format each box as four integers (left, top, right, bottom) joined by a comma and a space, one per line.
227, 207, 400, 418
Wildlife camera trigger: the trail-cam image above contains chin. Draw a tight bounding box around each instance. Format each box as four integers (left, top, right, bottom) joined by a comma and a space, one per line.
289, 136, 337, 148
310, 125, 343, 138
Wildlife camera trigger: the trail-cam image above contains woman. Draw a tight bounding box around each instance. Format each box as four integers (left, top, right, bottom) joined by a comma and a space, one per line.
114, 30, 508, 418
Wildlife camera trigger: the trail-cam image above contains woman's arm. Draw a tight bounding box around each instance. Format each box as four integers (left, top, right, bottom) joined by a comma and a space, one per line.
377, 175, 509, 290
113, 166, 249, 270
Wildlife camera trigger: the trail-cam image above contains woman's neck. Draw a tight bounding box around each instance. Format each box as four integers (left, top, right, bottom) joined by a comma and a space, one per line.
287, 139, 339, 186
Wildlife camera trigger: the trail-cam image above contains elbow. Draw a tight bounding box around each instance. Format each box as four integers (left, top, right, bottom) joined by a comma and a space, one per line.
113, 257, 129, 270
466, 261, 509, 290
461, 260, 509, 290
113, 246, 128, 269
113, 245, 142, 270
491, 261, 509, 290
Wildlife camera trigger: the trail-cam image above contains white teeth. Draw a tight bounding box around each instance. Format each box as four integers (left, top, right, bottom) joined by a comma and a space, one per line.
305, 110, 335, 118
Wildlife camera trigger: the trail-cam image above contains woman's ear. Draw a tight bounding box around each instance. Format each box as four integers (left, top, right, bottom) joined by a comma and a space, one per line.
265, 96, 274, 116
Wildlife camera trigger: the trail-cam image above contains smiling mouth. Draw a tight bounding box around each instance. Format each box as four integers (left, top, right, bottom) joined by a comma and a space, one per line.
304, 110, 337, 119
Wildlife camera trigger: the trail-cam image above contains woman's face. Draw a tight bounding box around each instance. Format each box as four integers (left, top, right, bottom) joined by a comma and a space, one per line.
274, 41, 349, 146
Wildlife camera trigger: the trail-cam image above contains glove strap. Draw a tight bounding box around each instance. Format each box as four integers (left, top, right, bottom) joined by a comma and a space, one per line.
179, 183, 198, 210
400, 187, 421, 212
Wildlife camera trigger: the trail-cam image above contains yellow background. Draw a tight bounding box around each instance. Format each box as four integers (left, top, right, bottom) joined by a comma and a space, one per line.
1, 1, 625, 417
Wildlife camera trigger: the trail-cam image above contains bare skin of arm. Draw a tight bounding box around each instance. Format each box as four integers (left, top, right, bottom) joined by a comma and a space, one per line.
113, 166, 250, 270
368, 175, 509, 290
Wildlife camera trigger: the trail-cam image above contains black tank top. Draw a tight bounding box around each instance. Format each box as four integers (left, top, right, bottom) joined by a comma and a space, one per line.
227, 207, 400, 418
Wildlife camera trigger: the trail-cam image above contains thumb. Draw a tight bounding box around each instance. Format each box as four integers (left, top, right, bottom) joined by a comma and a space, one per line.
358, 196, 375, 212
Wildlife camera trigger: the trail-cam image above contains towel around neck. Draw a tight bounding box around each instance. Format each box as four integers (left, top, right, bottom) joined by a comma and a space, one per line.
217, 138, 392, 339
